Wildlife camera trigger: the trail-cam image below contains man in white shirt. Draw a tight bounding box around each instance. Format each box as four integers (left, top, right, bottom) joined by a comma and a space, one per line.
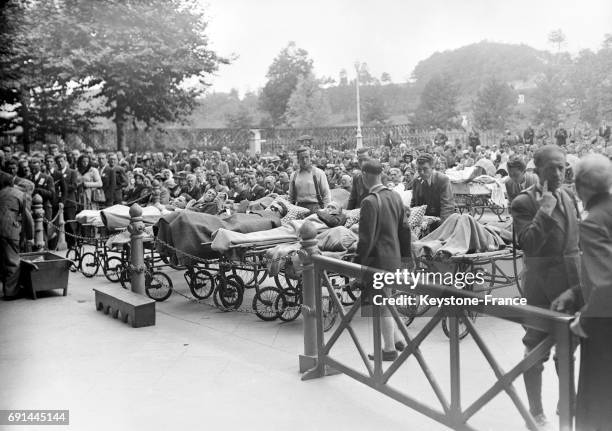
289, 145, 330, 214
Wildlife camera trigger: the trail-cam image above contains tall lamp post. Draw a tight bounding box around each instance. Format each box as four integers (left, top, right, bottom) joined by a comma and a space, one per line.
355, 62, 363, 150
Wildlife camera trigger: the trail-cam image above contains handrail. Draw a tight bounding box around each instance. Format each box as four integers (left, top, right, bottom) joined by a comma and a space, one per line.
297, 221, 575, 431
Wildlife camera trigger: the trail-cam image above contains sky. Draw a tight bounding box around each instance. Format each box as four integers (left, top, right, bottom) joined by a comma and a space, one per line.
199, 0, 612, 95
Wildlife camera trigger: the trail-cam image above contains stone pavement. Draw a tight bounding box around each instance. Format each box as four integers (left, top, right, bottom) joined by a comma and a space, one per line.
0, 247, 564, 431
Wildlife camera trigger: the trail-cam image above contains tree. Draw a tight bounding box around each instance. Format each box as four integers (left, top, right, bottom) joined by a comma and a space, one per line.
285, 73, 331, 128
380, 72, 392, 84
414, 74, 460, 129
0, 1, 94, 151
259, 42, 313, 126
225, 105, 254, 129
362, 87, 389, 125
548, 29, 566, 52
78, 0, 227, 151
532, 69, 563, 128
472, 77, 515, 130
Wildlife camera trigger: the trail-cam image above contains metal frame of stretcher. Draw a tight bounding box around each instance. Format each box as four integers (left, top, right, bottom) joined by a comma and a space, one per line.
452, 182, 508, 222
416, 247, 524, 296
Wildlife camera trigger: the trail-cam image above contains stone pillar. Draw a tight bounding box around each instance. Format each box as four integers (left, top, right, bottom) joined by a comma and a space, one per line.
32, 194, 45, 250
128, 203, 146, 295
249, 129, 262, 157
55, 202, 68, 251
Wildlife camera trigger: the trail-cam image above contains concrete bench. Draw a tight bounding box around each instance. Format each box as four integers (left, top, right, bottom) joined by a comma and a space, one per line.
93, 286, 155, 328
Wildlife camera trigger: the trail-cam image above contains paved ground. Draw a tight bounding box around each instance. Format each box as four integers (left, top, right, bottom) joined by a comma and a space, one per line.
0, 210, 566, 431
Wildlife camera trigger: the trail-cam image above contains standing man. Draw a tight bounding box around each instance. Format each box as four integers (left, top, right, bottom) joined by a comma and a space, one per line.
29, 157, 55, 222
554, 122, 568, 147
289, 145, 330, 214
0, 171, 33, 299
101, 153, 127, 206
523, 125, 535, 146
346, 148, 371, 210
551, 154, 612, 431
599, 119, 611, 148
410, 154, 455, 225
355, 160, 412, 361
511, 145, 581, 427
55, 154, 78, 247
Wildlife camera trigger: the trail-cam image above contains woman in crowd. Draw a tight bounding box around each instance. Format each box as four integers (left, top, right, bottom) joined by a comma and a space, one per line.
76, 154, 102, 210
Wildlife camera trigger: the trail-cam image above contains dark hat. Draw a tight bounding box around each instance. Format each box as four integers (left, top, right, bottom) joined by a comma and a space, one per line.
133, 171, 146, 180
416, 153, 435, 165
296, 146, 310, 155
361, 159, 383, 175
296, 135, 313, 143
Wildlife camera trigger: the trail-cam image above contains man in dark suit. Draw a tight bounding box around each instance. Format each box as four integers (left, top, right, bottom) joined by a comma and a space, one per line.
410, 154, 455, 224
355, 159, 412, 361
598, 120, 611, 147
55, 154, 78, 247
551, 154, 612, 430
347, 148, 370, 210
100, 153, 127, 206
29, 157, 55, 223
554, 121, 568, 146
244, 172, 266, 201
0, 171, 33, 299
511, 145, 581, 427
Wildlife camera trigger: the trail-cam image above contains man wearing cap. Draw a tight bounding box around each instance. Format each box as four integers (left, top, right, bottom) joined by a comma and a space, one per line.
355, 159, 412, 361
289, 146, 330, 214
347, 148, 371, 210
410, 153, 455, 224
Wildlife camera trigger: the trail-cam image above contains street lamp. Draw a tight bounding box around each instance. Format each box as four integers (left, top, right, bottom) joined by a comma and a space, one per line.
355, 62, 363, 149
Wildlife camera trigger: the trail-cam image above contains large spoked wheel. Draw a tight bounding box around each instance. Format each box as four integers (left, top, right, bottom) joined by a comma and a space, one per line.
232, 255, 267, 289
469, 205, 486, 220
214, 278, 244, 310
441, 311, 476, 340
252, 287, 282, 321
275, 287, 302, 322
188, 269, 215, 299
104, 257, 124, 283
79, 252, 99, 277
145, 271, 173, 302
120, 267, 131, 290
322, 295, 338, 332
66, 248, 79, 272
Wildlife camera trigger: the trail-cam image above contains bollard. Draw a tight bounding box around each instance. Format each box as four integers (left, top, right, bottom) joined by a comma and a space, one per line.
32, 194, 45, 250
55, 202, 68, 251
128, 203, 146, 295
298, 220, 321, 373
151, 180, 161, 205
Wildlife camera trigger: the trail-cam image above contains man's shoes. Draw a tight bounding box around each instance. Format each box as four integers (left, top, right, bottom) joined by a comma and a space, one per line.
368, 350, 398, 361
526, 413, 550, 430
395, 341, 406, 352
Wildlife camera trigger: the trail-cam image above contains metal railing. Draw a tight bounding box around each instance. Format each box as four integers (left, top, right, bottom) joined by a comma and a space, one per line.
297, 224, 575, 431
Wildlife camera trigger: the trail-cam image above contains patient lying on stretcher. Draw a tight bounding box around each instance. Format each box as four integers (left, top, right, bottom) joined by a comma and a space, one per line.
266, 200, 347, 228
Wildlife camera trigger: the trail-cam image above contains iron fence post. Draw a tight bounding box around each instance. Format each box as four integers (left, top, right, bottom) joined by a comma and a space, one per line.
298, 221, 322, 374
557, 321, 575, 431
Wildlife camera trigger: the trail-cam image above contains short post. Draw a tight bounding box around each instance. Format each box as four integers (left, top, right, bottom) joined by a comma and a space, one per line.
128, 203, 146, 295
151, 180, 161, 205
298, 221, 320, 373
55, 202, 68, 251
32, 194, 45, 250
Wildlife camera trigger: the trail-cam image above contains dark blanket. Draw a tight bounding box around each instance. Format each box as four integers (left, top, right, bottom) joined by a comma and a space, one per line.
155, 211, 281, 264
